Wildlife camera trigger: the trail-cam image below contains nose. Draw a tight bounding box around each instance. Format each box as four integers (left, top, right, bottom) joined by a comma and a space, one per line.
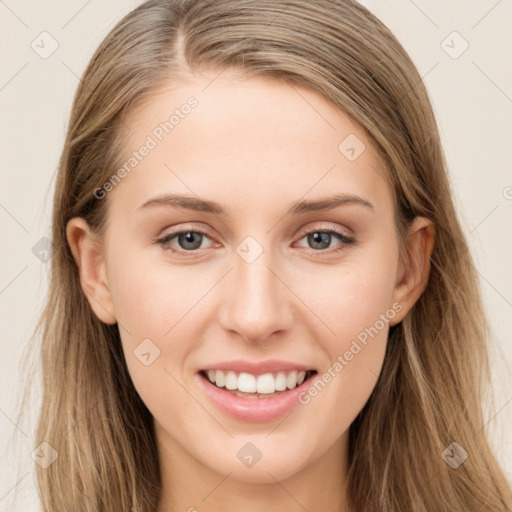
218, 248, 295, 344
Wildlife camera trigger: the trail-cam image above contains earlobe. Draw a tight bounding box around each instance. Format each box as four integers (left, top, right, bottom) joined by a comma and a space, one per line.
389, 217, 435, 326
66, 217, 117, 325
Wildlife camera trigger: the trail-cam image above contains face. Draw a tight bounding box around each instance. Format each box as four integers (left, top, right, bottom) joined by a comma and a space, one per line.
72, 69, 423, 486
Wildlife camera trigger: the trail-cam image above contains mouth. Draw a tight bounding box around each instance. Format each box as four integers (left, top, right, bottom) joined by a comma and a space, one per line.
195, 359, 319, 422
198, 369, 318, 398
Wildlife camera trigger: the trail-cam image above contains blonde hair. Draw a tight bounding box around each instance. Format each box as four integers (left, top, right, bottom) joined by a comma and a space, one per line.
16, 0, 512, 510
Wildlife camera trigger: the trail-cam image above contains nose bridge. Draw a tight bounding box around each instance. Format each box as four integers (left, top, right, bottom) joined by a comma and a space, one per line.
219, 239, 293, 342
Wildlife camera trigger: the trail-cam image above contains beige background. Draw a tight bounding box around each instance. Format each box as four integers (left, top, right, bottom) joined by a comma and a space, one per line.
1, 0, 511, 509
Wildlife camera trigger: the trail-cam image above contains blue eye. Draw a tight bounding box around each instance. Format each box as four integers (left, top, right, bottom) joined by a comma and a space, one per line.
156, 227, 355, 255
299, 228, 355, 252
157, 230, 210, 252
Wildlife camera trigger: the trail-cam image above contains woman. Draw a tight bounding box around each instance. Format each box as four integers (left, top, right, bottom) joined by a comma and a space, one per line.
24, 0, 512, 510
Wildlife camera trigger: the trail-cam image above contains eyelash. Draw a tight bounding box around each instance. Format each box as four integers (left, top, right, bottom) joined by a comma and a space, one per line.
155, 226, 356, 256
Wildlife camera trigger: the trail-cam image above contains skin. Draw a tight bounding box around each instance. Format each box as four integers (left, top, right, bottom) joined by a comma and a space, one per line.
67, 69, 435, 512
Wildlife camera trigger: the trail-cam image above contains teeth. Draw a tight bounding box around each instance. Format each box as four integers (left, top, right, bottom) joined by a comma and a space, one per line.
215, 370, 225, 388
275, 372, 287, 391
238, 372, 256, 393
256, 373, 275, 394
203, 369, 312, 394
286, 371, 297, 389
225, 371, 238, 390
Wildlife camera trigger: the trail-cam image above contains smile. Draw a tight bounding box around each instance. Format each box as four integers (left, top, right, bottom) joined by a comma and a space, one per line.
196, 360, 318, 422
200, 369, 316, 397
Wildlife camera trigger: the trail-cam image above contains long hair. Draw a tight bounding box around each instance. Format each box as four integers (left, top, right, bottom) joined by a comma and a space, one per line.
16, 0, 512, 510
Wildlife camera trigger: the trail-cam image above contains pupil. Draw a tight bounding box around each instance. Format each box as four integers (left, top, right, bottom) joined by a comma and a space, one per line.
310, 232, 329, 249
180, 231, 201, 250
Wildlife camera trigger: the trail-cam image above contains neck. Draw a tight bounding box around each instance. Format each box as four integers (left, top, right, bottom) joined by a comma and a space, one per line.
155, 424, 353, 512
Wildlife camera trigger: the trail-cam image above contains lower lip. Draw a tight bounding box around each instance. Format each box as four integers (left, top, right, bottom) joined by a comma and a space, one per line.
196, 372, 315, 422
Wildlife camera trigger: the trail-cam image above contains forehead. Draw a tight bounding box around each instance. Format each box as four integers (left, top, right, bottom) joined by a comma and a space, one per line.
110, 70, 391, 217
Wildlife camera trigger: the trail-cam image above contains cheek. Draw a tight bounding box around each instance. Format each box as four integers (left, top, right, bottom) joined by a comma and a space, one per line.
299, 241, 398, 424
105, 245, 194, 393
109, 257, 200, 437
312, 238, 398, 348
107, 244, 194, 338
330, 267, 396, 343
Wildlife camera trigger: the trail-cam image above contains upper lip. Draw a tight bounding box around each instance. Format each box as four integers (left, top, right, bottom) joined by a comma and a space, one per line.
199, 359, 316, 376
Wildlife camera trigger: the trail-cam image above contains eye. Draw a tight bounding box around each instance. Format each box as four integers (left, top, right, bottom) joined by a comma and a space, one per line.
156, 225, 356, 256
295, 227, 355, 253
156, 229, 213, 254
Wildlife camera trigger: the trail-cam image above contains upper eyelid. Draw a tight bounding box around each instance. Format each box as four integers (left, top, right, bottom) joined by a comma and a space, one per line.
296, 222, 354, 238
159, 221, 352, 238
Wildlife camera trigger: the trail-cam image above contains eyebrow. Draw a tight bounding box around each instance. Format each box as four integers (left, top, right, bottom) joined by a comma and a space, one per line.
137, 192, 374, 215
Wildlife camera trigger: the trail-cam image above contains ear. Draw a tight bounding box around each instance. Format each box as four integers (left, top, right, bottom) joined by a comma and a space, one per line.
66, 217, 117, 325
389, 217, 435, 326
